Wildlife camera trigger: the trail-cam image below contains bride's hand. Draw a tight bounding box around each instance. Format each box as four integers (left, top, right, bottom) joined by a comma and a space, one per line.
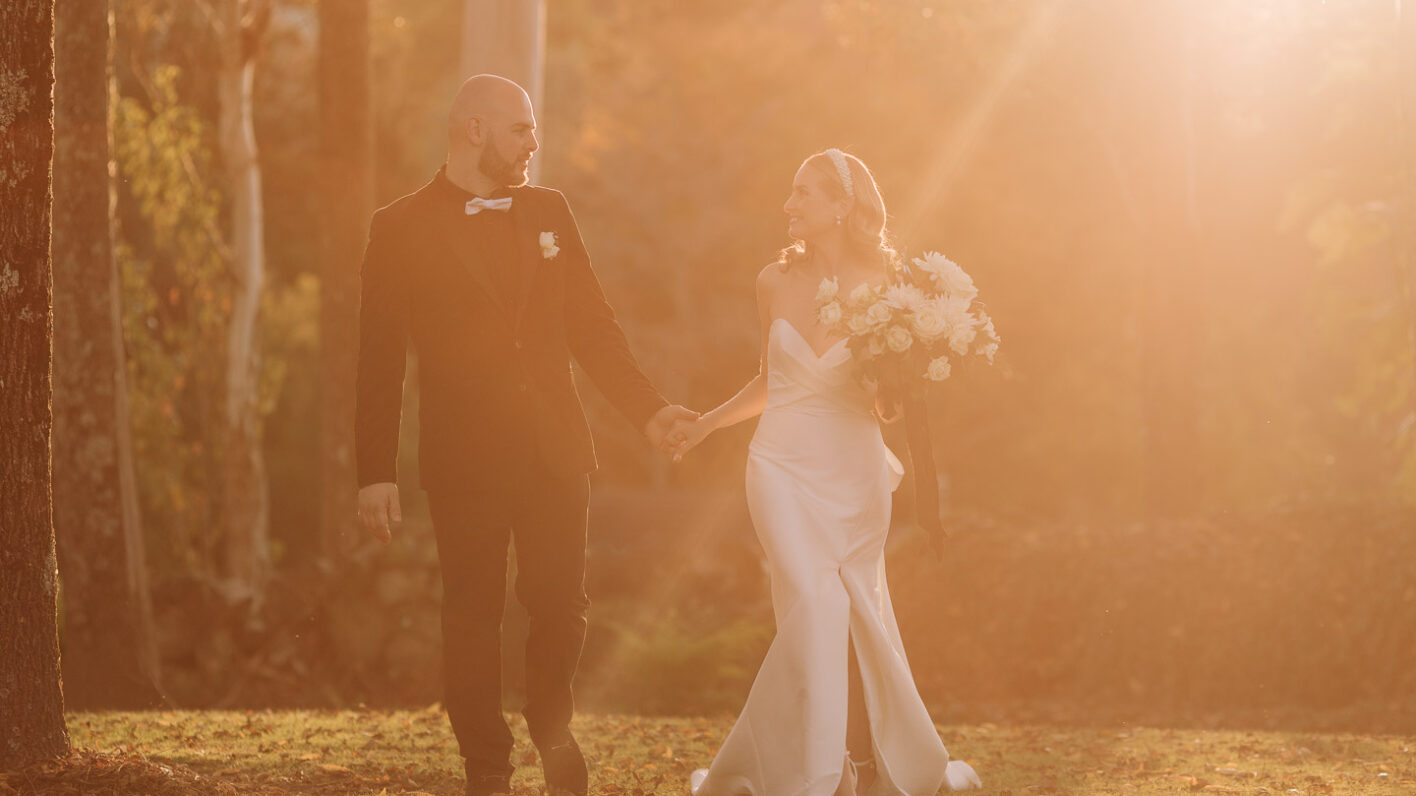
667, 416, 715, 462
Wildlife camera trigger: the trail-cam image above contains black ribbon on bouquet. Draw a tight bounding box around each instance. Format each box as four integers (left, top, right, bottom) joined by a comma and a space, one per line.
902, 389, 947, 558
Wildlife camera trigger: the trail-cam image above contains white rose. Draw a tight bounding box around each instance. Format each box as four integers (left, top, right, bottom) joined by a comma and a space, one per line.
539, 231, 560, 259
885, 325, 914, 353
818, 300, 843, 326
846, 312, 871, 335
910, 299, 950, 341
849, 282, 876, 306
866, 301, 893, 326
925, 356, 952, 382
816, 276, 839, 304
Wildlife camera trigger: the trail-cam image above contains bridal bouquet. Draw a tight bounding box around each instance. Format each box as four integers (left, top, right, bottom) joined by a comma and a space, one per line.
815, 251, 999, 393
815, 251, 999, 552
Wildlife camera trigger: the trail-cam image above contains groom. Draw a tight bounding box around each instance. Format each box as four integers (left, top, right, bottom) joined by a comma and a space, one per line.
354, 74, 694, 796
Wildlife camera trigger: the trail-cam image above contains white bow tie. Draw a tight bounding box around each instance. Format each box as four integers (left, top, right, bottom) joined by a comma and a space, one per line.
465, 196, 513, 215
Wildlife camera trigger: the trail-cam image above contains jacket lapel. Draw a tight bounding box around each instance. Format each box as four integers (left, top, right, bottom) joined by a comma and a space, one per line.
421, 189, 514, 322
510, 186, 542, 325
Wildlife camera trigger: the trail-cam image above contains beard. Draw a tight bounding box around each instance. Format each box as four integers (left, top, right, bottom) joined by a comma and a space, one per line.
479, 133, 528, 187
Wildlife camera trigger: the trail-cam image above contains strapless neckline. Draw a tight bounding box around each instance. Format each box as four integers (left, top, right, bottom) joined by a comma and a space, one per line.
771, 317, 849, 362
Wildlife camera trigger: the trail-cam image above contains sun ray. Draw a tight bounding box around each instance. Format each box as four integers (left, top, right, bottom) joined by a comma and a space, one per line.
900, 0, 1066, 239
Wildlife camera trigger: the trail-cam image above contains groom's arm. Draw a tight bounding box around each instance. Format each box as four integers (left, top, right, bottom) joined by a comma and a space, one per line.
553, 192, 669, 432
354, 208, 410, 488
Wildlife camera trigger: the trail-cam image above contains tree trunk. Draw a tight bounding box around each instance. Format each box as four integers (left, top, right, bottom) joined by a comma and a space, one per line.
318, 0, 373, 558
461, 0, 545, 183
216, 0, 272, 600
1397, 0, 1416, 470
0, 0, 71, 770
52, 0, 165, 711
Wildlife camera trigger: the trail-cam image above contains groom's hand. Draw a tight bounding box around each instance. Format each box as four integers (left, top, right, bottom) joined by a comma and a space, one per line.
357, 482, 402, 544
645, 404, 699, 457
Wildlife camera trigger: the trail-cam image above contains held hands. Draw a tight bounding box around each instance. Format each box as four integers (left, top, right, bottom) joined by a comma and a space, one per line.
357, 482, 402, 544
874, 393, 904, 424
666, 415, 715, 463
645, 404, 701, 459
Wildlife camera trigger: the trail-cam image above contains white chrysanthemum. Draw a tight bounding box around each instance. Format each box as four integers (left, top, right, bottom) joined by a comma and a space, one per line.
981, 341, 999, 363
910, 251, 952, 283
885, 325, 914, 353
925, 356, 952, 382
913, 251, 977, 302
819, 300, 843, 326
816, 276, 839, 304
866, 301, 893, 326
944, 295, 973, 318
884, 283, 927, 313
940, 265, 977, 302
910, 298, 951, 341
978, 313, 1000, 344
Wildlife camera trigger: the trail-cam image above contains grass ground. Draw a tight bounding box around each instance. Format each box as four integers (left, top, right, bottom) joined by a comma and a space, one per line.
0, 710, 1411, 795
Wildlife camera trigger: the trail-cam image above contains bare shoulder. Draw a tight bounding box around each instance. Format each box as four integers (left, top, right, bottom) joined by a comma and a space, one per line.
756, 261, 788, 295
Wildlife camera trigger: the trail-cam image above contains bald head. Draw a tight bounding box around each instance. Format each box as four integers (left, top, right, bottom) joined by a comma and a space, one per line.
448, 74, 532, 143
446, 74, 539, 189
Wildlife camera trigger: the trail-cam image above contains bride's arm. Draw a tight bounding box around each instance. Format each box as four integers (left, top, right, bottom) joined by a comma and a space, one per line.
670, 266, 778, 457
702, 265, 779, 430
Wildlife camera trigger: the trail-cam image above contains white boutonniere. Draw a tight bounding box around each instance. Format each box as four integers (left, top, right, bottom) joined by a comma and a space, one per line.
539, 231, 560, 260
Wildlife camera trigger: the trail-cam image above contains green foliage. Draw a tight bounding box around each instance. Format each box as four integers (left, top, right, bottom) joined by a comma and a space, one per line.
96, 0, 1416, 725
114, 64, 229, 575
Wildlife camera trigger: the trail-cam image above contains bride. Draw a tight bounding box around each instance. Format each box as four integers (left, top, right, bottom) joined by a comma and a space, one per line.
668, 149, 982, 796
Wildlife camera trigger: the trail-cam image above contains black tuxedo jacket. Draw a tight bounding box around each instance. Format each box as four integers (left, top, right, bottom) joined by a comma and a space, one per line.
354, 173, 668, 492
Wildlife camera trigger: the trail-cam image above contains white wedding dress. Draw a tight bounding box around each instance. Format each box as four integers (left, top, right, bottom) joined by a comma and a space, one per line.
691, 319, 981, 796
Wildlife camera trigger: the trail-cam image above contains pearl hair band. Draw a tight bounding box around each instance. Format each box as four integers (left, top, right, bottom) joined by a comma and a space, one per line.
825, 148, 854, 199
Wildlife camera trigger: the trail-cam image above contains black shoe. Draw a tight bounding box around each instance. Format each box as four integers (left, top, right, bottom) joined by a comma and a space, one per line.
465, 772, 512, 796
540, 737, 588, 796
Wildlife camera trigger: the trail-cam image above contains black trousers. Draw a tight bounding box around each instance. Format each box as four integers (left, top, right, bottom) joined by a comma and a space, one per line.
427, 459, 591, 780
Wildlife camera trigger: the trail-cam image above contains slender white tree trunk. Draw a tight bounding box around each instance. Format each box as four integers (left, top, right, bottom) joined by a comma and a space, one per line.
462, 0, 545, 182
216, 0, 272, 600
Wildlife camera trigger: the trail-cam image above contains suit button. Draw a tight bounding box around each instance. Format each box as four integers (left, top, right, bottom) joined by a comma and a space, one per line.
514, 340, 523, 350
519, 383, 528, 392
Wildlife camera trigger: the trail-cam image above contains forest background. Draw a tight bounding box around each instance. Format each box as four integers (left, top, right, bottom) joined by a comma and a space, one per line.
27, 0, 1416, 734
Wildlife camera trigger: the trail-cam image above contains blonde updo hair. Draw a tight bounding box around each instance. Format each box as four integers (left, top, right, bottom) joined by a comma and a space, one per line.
778, 149, 901, 275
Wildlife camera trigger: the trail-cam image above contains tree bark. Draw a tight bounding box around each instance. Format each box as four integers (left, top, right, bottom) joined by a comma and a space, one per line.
461, 0, 545, 183
52, 0, 164, 709
318, 0, 373, 558
215, 0, 272, 599
0, 0, 71, 770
